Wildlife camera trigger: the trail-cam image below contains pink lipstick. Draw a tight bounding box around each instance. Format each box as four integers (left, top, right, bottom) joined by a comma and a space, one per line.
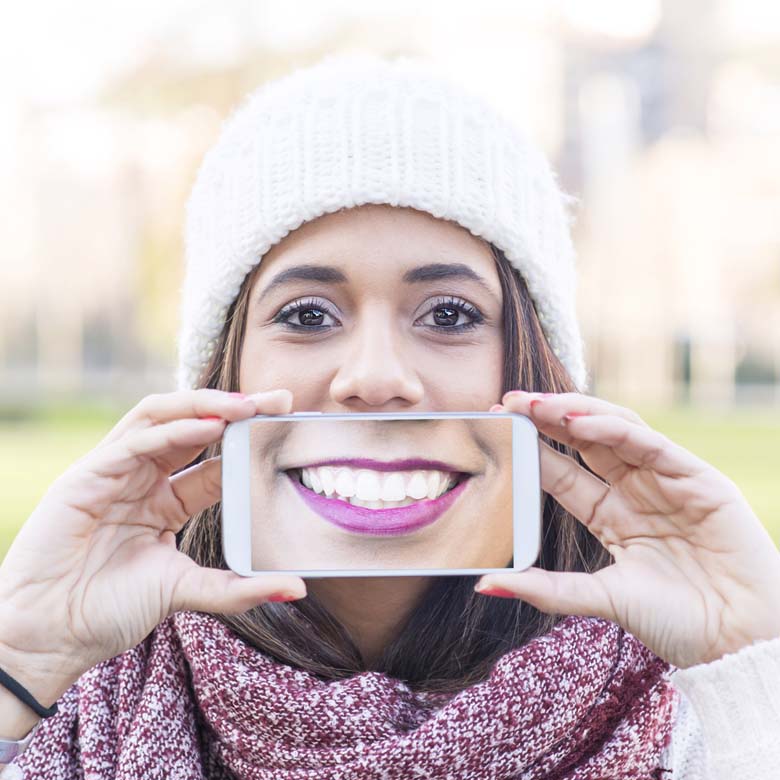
286, 471, 471, 536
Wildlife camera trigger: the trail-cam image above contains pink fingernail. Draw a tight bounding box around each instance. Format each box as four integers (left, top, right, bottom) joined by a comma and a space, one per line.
529, 399, 545, 411
267, 592, 304, 602
476, 586, 517, 598
562, 412, 589, 425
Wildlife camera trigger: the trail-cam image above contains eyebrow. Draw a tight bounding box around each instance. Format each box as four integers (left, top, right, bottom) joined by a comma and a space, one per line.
256, 262, 496, 301
402, 263, 494, 294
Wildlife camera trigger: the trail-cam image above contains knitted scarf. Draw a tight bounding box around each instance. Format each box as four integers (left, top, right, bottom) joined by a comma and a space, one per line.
15, 610, 678, 780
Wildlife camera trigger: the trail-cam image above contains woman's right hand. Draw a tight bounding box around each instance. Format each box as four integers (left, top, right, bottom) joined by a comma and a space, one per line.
0, 388, 307, 703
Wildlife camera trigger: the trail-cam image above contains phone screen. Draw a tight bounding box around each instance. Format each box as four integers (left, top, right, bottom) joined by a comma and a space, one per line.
241, 415, 524, 574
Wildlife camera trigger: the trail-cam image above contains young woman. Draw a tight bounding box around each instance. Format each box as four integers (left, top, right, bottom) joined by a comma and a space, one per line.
1, 53, 778, 780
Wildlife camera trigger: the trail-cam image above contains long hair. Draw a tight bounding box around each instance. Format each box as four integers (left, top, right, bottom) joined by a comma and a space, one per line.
177, 242, 611, 694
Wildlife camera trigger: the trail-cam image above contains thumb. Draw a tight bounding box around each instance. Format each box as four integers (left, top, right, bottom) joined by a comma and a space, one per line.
171, 563, 307, 615
474, 567, 614, 620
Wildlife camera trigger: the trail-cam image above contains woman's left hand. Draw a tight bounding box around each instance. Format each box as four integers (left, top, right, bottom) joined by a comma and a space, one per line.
477, 390, 780, 669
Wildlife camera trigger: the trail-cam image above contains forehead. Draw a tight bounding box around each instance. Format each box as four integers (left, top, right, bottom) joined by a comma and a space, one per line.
253, 204, 499, 288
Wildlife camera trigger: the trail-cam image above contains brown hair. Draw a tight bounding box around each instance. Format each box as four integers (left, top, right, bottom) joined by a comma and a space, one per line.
177, 242, 611, 694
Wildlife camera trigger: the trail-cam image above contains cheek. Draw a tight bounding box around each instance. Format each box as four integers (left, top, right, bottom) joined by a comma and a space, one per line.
239, 332, 334, 398
419, 340, 504, 409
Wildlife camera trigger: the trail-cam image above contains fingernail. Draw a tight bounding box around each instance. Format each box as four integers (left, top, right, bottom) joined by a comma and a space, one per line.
489, 404, 504, 412
562, 412, 589, 425
229, 392, 247, 398
529, 399, 545, 411
267, 591, 305, 602
475, 586, 518, 598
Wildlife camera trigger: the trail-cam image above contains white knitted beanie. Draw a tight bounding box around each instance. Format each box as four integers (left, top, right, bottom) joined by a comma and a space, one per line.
177, 51, 588, 392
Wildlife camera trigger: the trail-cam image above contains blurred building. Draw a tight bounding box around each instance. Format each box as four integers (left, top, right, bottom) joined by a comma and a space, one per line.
561, 0, 780, 405
1, 1, 778, 408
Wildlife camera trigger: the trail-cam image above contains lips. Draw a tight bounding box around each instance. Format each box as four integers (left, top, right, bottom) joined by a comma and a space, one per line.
286, 469, 471, 537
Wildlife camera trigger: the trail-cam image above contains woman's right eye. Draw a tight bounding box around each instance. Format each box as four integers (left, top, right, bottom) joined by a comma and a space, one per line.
272, 297, 341, 331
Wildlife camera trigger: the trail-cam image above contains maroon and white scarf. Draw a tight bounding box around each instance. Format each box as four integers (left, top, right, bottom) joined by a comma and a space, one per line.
16, 610, 678, 779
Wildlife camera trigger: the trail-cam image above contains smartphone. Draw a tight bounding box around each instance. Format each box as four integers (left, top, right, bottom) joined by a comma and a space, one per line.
221, 410, 541, 577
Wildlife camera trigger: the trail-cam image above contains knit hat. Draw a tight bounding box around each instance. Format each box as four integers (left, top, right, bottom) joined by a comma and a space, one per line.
176, 51, 588, 392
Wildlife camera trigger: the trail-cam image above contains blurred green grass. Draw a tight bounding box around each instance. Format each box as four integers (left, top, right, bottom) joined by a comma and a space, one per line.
0, 403, 126, 562
1, 402, 778, 562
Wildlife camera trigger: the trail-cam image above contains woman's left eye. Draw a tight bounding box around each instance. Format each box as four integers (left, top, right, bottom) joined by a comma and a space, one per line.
415, 296, 485, 333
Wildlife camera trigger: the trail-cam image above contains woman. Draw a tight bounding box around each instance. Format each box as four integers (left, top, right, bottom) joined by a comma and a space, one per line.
1, 53, 778, 780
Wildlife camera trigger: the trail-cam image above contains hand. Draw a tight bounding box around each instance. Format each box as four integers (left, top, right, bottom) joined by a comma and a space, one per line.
0, 388, 307, 701
477, 391, 780, 669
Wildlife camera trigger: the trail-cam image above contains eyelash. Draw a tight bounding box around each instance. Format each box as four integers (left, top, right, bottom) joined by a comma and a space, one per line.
271, 295, 485, 334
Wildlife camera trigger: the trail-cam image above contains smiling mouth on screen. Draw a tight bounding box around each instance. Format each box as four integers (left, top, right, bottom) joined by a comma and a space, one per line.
283, 459, 472, 537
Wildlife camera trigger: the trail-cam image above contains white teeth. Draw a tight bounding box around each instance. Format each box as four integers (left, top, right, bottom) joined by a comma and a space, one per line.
297, 465, 458, 507
380, 472, 406, 502
335, 469, 356, 497
426, 471, 441, 499
318, 467, 336, 496
355, 470, 381, 501
407, 472, 429, 500
309, 469, 323, 494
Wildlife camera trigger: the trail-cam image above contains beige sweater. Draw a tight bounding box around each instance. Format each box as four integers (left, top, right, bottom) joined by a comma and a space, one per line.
663, 634, 780, 778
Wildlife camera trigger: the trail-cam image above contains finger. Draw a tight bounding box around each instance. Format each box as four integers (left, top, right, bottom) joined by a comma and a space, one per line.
537, 422, 720, 545
162, 388, 294, 472
96, 389, 251, 448
491, 399, 625, 536
557, 413, 710, 479
536, 439, 614, 539
171, 563, 307, 615
504, 393, 662, 484
169, 456, 222, 518
474, 567, 615, 621
97, 388, 293, 449
84, 417, 230, 478
502, 390, 650, 428
162, 388, 293, 475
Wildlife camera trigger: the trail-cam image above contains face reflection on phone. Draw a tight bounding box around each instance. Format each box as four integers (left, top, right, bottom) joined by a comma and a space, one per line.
249, 418, 513, 572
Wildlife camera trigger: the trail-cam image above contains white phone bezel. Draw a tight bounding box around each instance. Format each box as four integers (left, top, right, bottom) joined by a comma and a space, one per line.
221, 411, 541, 577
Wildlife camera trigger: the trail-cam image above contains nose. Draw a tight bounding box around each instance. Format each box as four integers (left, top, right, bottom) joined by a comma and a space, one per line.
329, 311, 424, 410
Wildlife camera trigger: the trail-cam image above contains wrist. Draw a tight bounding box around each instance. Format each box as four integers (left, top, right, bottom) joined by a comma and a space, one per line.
0, 640, 81, 712
0, 593, 92, 700
0, 605, 86, 717
695, 626, 780, 667
0, 641, 79, 743
0, 683, 40, 743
